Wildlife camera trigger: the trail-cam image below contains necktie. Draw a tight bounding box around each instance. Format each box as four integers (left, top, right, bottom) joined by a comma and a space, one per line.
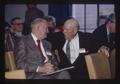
37, 39, 45, 62
66, 40, 71, 60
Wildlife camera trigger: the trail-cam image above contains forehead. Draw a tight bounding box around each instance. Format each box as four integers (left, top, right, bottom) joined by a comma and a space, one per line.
64, 20, 77, 29
35, 21, 48, 28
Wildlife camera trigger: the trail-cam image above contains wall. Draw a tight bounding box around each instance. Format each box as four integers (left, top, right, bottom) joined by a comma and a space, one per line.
5, 4, 48, 24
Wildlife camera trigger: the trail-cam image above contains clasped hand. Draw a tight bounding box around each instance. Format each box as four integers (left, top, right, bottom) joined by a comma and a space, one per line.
98, 46, 110, 57
39, 63, 54, 74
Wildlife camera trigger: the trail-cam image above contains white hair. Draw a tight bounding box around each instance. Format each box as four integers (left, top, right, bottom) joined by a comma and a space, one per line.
31, 18, 47, 29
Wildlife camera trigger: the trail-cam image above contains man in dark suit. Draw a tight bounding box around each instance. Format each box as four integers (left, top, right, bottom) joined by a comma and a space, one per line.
23, 4, 45, 35
5, 17, 24, 71
15, 18, 70, 79
54, 18, 93, 79
92, 13, 115, 56
5, 17, 24, 52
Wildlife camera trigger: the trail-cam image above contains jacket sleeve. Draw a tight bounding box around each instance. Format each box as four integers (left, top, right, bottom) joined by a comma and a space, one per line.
15, 37, 38, 72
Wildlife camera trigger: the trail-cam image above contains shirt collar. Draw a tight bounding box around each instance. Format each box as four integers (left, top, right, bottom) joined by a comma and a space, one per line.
69, 33, 78, 42
31, 33, 37, 42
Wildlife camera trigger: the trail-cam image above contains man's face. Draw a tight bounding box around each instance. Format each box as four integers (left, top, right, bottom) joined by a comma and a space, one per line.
63, 22, 77, 40
47, 21, 55, 28
12, 19, 23, 32
108, 20, 116, 33
37, 22, 48, 39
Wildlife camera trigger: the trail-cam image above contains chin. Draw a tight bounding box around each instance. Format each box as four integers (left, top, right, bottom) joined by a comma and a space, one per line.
65, 37, 70, 40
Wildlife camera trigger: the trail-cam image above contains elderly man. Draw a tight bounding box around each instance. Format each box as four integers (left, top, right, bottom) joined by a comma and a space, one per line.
54, 18, 93, 79
15, 18, 70, 79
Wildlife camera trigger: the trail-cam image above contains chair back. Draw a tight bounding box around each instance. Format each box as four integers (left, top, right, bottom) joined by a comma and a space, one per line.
85, 52, 111, 79
109, 48, 115, 78
5, 51, 17, 71
55, 49, 61, 63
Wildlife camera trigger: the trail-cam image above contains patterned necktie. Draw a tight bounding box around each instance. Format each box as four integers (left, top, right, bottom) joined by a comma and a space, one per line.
66, 40, 71, 60
37, 40, 45, 62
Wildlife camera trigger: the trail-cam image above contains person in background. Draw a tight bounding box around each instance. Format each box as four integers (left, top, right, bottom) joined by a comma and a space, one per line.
44, 15, 63, 33
5, 17, 24, 71
5, 17, 23, 52
54, 18, 93, 79
23, 4, 45, 35
15, 18, 70, 79
44, 16, 57, 49
43, 16, 56, 33
92, 13, 115, 57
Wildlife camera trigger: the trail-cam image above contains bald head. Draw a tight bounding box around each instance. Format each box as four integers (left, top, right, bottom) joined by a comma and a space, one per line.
64, 18, 79, 30
63, 18, 79, 40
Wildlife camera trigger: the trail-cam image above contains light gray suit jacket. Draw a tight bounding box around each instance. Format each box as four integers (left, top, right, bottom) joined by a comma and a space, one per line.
15, 34, 58, 79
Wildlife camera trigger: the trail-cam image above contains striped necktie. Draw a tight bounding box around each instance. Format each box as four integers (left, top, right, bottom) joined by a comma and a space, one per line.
66, 40, 71, 60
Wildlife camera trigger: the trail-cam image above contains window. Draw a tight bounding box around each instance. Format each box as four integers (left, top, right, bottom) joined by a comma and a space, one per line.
72, 4, 115, 33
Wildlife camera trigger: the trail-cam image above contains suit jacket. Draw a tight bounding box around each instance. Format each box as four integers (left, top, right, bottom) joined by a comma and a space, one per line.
92, 24, 115, 52
5, 28, 22, 56
15, 34, 58, 79
23, 7, 44, 35
53, 31, 93, 79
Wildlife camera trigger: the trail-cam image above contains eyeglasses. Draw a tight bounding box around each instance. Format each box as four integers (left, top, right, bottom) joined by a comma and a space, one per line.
13, 23, 23, 25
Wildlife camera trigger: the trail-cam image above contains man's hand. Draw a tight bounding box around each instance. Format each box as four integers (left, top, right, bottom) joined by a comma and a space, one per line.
38, 63, 54, 74
98, 46, 110, 57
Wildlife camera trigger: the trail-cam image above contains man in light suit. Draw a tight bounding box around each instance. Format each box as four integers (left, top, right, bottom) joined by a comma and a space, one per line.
54, 18, 93, 79
15, 18, 70, 79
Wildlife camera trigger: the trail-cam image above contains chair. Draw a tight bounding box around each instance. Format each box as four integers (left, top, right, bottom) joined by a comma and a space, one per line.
109, 48, 115, 78
5, 69, 26, 79
5, 51, 17, 71
5, 51, 26, 79
55, 49, 60, 63
85, 52, 111, 79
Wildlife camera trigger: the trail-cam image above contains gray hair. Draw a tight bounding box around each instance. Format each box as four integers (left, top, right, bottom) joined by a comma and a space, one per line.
31, 18, 47, 29
43, 16, 56, 23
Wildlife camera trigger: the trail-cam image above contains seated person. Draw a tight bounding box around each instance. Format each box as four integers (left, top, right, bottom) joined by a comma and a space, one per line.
15, 18, 70, 79
5, 17, 24, 54
52, 17, 93, 79
92, 13, 115, 57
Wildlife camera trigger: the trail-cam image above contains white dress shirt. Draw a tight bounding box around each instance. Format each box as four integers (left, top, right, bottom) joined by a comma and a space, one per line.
31, 33, 48, 63
63, 33, 80, 64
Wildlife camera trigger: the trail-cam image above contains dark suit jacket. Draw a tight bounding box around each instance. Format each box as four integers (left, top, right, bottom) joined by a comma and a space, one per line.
92, 24, 115, 52
23, 7, 44, 35
15, 34, 58, 79
50, 31, 93, 79
5, 28, 22, 56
